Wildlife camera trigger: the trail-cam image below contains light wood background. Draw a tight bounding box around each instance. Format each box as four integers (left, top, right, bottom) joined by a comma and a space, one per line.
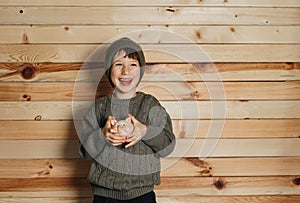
0, 1, 300, 202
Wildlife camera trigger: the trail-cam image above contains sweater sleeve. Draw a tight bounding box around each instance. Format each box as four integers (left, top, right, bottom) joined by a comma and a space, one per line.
142, 98, 176, 157
78, 102, 108, 160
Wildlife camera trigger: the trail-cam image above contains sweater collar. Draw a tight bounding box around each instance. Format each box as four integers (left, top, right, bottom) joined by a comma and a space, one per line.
108, 91, 144, 105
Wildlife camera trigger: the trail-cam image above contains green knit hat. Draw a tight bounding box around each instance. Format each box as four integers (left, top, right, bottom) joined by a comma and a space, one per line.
104, 37, 145, 87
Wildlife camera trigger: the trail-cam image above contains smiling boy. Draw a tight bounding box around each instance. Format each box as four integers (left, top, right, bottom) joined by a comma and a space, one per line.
79, 37, 176, 203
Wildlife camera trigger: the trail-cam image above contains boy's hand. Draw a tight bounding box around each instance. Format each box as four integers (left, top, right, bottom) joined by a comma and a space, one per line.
101, 116, 126, 146
124, 114, 147, 148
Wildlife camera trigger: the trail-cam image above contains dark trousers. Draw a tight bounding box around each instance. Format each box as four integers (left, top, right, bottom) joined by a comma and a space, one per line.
93, 191, 156, 203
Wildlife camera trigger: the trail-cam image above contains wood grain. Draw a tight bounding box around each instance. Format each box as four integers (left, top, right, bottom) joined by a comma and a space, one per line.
1, 25, 299, 44
1, 63, 298, 82
1, 0, 299, 7
0, 176, 299, 196
0, 1, 299, 202
1, 7, 300, 25
1, 101, 299, 120
0, 139, 299, 158
1, 119, 299, 140
1, 196, 300, 203
1, 81, 299, 101
1, 44, 299, 62
1, 157, 299, 178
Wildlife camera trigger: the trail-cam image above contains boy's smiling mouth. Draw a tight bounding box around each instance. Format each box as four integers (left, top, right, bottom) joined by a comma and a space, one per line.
119, 77, 133, 86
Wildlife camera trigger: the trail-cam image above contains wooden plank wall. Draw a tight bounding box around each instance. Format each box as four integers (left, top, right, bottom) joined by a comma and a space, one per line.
0, 0, 300, 202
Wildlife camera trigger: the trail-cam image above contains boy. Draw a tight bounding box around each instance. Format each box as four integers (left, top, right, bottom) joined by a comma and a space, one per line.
79, 37, 176, 203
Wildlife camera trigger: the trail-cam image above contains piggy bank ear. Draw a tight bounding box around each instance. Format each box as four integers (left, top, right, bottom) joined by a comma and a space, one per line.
125, 117, 131, 123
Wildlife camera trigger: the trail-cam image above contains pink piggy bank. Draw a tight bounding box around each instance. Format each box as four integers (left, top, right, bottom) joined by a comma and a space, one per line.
114, 117, 134, 136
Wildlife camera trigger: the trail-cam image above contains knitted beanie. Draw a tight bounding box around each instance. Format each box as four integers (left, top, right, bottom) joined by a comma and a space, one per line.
104, 37, 146, 87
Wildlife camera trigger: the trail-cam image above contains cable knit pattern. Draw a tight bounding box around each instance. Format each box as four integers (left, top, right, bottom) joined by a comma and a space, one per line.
79, 92, 176, 200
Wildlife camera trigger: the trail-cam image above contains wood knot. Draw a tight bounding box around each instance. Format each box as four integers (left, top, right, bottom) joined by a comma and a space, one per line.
21, 65, 36, 80
230, 27, 235, 32
49, 164, 54, 169
213, 178, 226, 190
286, 62, 295, 70
166, 8, 176, 13
292, 178, 300, 185
64, 26, 69, 31
186, 158, 213, 176
195, 31, 201, 39
178, 130, 186, 138
37, 170, 50, 176
192, 90, 200, 99
22, 33, 30, 44
22, 94, 31, 101
34, 115, 42, 121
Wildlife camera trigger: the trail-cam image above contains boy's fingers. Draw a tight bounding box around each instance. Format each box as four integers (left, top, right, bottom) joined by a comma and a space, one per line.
112, 143, 123, 147
107, 138, 123, 146
109, 133, 126, 141
125, 135, 135, 143
107, 135, 125, 145
125, 140, 138, 148
109, 128, 118, 133
128, 114, 138, 124
106, 116, 116, 127
125, 135, 142, 148
104, 120, 112, 130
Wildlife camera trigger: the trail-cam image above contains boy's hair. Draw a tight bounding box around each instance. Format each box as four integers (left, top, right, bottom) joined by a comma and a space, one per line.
104, 37, 145, 87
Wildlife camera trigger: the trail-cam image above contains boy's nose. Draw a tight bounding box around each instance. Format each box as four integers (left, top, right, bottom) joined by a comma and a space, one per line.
121, 65, 130, 75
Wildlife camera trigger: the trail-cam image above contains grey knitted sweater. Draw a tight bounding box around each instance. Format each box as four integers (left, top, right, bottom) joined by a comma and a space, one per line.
79, 92, 176, 200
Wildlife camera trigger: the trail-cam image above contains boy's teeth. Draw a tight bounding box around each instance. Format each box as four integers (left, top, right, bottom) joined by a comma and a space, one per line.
120, 78, 131, 81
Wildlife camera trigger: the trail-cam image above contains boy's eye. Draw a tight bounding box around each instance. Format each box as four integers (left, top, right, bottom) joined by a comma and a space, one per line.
114, 63, 123, 67
130, 63, 138, 66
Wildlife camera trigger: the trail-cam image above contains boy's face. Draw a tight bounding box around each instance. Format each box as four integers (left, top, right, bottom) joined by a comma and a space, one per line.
110, 50, 141, 98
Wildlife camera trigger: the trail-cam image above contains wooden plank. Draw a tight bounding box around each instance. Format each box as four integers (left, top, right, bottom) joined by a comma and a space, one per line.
1, 119, 299, 140
1, 63, 298, 82
0, 177, 299, 196
1, 7, 299, 25
0, 178, 92, 197
0, 159, 91, 179
172, 119, 300, 139
0, 198, 94, 203
161, 157, 300, 177
0, 121, 78, 140
1, 196, 300, 203
0, 0, 299, 7
138, 81, 300, 101
0, 44, 299, 63
157, 196, 300, 203
1, 157, 300, 178
163, 100, 300, 119
0, 82, 111, 101
145, 63, 300, 82
0, 63, 84, 82
1, 81, 299, 101
156, 176, 300, 196
170, 138, 300, 158
1, 25, 300, 44
0, 101, 299, 120
0, 138, 299, 158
